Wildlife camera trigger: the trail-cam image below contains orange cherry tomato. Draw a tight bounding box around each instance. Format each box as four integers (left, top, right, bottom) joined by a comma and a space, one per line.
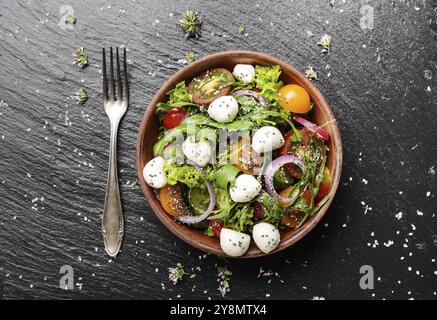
159, 183, 190, 217
278, 84, 311, 114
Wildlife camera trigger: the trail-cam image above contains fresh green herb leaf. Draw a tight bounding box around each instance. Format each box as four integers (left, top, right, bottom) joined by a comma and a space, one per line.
185, 51, 197, 64
180, 11, 202, 38
312, 158, 327, 197
305, 66, 318, 80
217, 266, 232, 298
168, 263, 185, 285
317, 34, 332, 54
73, 47, 88, 68
256, 191, 283, 225
226, 204, 254, 232
72, 87, 88, 105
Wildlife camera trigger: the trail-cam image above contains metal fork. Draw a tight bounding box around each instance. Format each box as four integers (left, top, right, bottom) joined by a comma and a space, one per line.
101, 47, 128, 257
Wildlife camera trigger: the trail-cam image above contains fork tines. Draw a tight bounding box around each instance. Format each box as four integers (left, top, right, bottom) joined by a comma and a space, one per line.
102, 47, 128, 103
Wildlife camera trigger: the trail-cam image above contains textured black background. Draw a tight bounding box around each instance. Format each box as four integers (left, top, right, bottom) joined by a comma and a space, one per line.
0, 0, 436, 300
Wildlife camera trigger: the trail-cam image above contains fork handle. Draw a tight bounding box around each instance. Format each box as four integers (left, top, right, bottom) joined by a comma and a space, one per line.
102, 122, 124, 257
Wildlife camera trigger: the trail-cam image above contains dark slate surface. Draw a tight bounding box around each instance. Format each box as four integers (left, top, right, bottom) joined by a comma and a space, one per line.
0, 0, 436, 300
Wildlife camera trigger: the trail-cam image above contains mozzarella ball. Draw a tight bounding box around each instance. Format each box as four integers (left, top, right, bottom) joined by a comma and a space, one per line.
143, 156, 167, 188
233, 64, 255, 83
182, 135, 212, 167
252, 222, 280, 253
220, 228, 251, 257
230, 174, 262, 203
252, 126, 285, 154
208, 95, 239, 123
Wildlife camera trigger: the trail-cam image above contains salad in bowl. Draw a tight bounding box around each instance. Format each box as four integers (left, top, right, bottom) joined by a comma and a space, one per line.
138, 52, 341, 258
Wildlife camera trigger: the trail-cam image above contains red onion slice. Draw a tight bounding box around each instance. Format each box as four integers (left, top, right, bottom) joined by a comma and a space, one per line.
233, 89, 270, 109
264, 155, 305, 202
293, 115, 329, 141
177, 180, 216, 225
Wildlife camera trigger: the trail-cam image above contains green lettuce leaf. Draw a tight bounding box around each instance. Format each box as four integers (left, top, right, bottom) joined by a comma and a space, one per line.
164, 163, 205, 188
168, 81, 192, 104
254, 65, 283, 105
213, 164, 240, 190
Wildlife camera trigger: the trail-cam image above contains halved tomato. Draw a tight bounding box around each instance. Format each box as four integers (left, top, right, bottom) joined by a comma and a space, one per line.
187, 68, 234, 105
159, 183, 190, 217
230, 137, 263, 175
279, 128, 326, 179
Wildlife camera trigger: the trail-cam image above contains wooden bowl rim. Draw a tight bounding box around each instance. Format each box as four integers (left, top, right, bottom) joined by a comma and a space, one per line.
136, 50, 343, 258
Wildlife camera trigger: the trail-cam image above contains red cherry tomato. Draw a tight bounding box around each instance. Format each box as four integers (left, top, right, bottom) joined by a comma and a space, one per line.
210, 219, 224, 238
316, 169, 332, 202
162, 108, 186, 129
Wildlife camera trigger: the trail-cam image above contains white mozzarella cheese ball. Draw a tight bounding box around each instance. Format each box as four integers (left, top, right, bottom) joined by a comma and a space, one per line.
208, 95, 239, 123
252, 126, 285, 154
182, 135, 212, 167
233, 64, 255, 83
143, 156, 167, 188
229, 174, 262, 203
220, 228, 251, 257
252, 222, 281, 253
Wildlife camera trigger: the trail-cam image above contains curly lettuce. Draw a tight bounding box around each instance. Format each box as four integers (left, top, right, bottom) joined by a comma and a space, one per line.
164, 163, 204, 188
168, 81, 192, 104
254, 65, 283, 105
156, 81, 197, 122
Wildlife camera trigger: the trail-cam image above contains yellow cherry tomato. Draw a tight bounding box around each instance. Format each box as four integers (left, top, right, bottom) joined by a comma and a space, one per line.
278, 84, 311, 114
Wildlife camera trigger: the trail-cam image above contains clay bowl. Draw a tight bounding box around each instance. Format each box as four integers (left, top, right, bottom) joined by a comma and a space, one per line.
136, 51, 342, 258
